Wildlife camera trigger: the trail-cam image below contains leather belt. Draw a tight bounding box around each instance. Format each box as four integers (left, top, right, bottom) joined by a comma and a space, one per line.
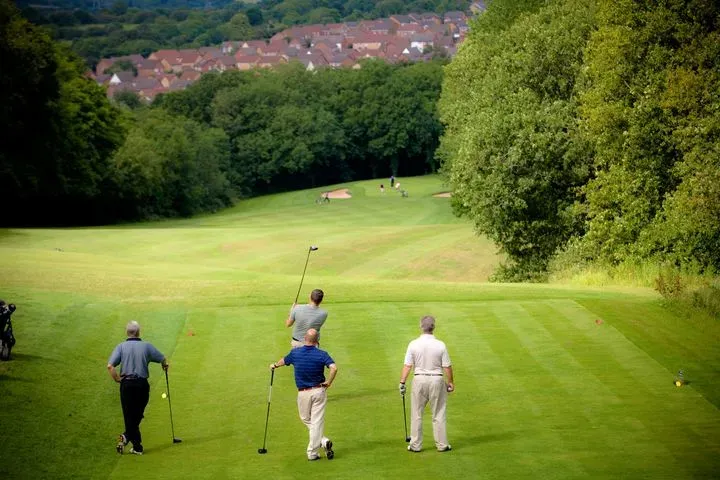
414, 373, 443, 376
298, 384, 323, 391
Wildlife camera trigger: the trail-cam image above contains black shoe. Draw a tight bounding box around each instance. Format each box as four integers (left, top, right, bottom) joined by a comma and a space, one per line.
323, 439, 334, 460
116, 434, 127, 454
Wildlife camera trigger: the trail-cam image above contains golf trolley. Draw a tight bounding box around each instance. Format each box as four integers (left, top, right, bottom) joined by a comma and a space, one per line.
0, 301, 16, 361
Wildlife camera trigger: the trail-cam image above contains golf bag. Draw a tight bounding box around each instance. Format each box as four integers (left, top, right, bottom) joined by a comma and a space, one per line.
0, 301, 17, 361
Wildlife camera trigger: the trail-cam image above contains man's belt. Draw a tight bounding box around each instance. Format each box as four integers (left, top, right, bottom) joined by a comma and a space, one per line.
298, 384, 324, 391
414, 373, 443, 376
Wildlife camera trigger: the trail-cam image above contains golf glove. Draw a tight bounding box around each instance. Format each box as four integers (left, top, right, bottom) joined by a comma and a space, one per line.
399, 383, 406, 395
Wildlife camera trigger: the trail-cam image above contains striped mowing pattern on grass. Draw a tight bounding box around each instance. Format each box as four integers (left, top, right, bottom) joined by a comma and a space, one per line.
1, 176, 718, 479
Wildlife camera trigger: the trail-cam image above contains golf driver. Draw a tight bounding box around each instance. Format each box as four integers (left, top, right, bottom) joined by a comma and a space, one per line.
258, 368, 275, 454
402, 392, 410, 443
164, 369, 182, 444
294, 245, 319, 304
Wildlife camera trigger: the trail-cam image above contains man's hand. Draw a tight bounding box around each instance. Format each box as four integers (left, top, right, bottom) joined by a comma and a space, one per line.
162, 362, 169, 372
446, 382, 455, 393
321, 382, 332, 389
399, 382, 406, 396
269, 363, 277, 370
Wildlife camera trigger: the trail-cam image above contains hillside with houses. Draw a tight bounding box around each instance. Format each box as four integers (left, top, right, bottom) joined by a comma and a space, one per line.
93, 10, 476, 102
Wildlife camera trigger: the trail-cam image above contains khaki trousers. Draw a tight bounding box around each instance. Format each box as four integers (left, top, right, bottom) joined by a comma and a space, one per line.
410, 375, 449, 451
297, 387, 328, 458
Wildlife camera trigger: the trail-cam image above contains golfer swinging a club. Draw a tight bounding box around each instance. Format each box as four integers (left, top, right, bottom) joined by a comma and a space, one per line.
399, 315, 454, 452
107, 320, 168, 455
286, 289, 328, 348
270, 328, 337, 460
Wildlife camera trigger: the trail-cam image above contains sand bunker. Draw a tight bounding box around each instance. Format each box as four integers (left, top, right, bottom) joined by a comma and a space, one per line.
433, 192, 452, 198
325, 188, 352, 199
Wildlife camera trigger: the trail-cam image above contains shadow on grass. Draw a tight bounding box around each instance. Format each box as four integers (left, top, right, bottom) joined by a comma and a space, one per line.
331, 387, 387, 402
147, 430, 236, 454
4, 353, 46, 362
0, 374, 35, 383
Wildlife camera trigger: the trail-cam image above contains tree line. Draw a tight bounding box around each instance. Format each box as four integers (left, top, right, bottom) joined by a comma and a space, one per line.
440, 0, 720, 278
1, 0, 444, 225
20, 0, 470, 68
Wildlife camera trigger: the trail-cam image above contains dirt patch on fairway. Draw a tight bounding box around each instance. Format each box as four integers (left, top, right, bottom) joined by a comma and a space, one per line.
433, 192, 452, 198
326, 188, 352, 199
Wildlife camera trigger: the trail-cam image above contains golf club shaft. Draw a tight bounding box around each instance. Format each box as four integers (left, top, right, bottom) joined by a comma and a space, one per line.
260, 368, 275, 451
165, 369, 177, 440
294, 247, 313, 304
402, 393, 409, 441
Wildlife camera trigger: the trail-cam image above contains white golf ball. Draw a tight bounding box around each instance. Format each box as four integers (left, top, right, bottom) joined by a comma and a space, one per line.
162, 392, 167, 399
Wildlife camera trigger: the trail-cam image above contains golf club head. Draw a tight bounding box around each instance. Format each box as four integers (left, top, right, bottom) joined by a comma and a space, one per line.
258, 448, 267, 454
309, 245, 318, 251
405, 437, 411, 443
173, 438, 182, 444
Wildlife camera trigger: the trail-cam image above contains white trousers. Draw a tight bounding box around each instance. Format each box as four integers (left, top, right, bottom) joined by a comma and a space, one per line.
410, 375, 449, 451
297, 387, 327, 458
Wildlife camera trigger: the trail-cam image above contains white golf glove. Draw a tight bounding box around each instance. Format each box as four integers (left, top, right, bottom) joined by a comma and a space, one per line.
399, 382, 406, 395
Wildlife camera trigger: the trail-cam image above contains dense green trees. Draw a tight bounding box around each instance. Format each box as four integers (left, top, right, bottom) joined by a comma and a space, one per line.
440, 0, 595, 279
2, 0, 446, 225
161, 60, 445, 195
1, 0, 126, 224
440, 0, 720, 277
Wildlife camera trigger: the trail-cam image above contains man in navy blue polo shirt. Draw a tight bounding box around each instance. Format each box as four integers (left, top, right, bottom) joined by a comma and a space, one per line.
270, 328, 338, 461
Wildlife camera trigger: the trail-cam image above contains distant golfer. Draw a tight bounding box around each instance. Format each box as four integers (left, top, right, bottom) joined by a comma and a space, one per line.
270, 328, 337, 460
390, 175, 395, 188
399, 315, 454, 452
107, 320, 168, 455
286, 289, 328, 348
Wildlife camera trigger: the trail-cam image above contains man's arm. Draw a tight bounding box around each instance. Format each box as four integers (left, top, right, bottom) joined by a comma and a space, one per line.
270, 358, 286, 370
399, 364, 412, 384
107, 364, 121, 383
322, 363, 338, 388
285, 303, 297, 328
443, 366, 454, 392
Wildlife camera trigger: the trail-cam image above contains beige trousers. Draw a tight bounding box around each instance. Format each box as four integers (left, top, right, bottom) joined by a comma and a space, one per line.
297, 387, 328, 458
410, 375, 449, 451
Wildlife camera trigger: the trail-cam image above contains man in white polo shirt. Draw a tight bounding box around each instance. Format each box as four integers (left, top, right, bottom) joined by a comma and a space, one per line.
399, 315, 454, 452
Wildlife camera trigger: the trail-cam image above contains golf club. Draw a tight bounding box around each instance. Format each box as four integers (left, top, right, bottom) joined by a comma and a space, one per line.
402, 392, 410, 443
258, 368, 275, 454
164, 369, 182, 444
293, 245, 319, 304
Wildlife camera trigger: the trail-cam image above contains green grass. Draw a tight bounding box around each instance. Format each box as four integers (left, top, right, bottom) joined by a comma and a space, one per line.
1, 175, 719, 479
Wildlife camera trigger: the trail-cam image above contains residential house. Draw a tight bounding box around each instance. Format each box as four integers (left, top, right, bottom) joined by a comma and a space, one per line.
410, 33, 434, 52
235, 55, 260, 70
257, 56, 288, 68
108, 71, 135, 86
137, 58, 161, 77
396, 23, 423, 38
470, 1, 488, 14
95, 54, 143, 75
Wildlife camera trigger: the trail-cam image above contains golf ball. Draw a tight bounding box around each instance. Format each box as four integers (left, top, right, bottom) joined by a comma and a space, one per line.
162, 392, 167, 399
675, 381, 682, 387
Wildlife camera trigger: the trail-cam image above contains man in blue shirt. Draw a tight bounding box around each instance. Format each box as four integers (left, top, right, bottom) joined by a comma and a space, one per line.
270, 328, 338, 460
107, 321, 168, 455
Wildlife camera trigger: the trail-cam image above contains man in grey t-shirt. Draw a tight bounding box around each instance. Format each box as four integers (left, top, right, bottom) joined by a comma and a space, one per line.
286, 289, 328, 348
107, 321, 168, 455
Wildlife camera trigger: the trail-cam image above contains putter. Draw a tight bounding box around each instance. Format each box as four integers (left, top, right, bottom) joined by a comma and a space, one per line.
294, 246, 318, 304
258, 368, 275, 454
164, 369, 182, 444
402, 392, 410, 443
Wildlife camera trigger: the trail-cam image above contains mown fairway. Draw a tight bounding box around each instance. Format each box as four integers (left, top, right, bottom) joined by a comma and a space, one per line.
1, 176, 719, 479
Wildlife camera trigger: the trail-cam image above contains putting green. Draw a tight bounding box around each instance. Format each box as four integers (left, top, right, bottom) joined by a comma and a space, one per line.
1, 176, 718, 479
